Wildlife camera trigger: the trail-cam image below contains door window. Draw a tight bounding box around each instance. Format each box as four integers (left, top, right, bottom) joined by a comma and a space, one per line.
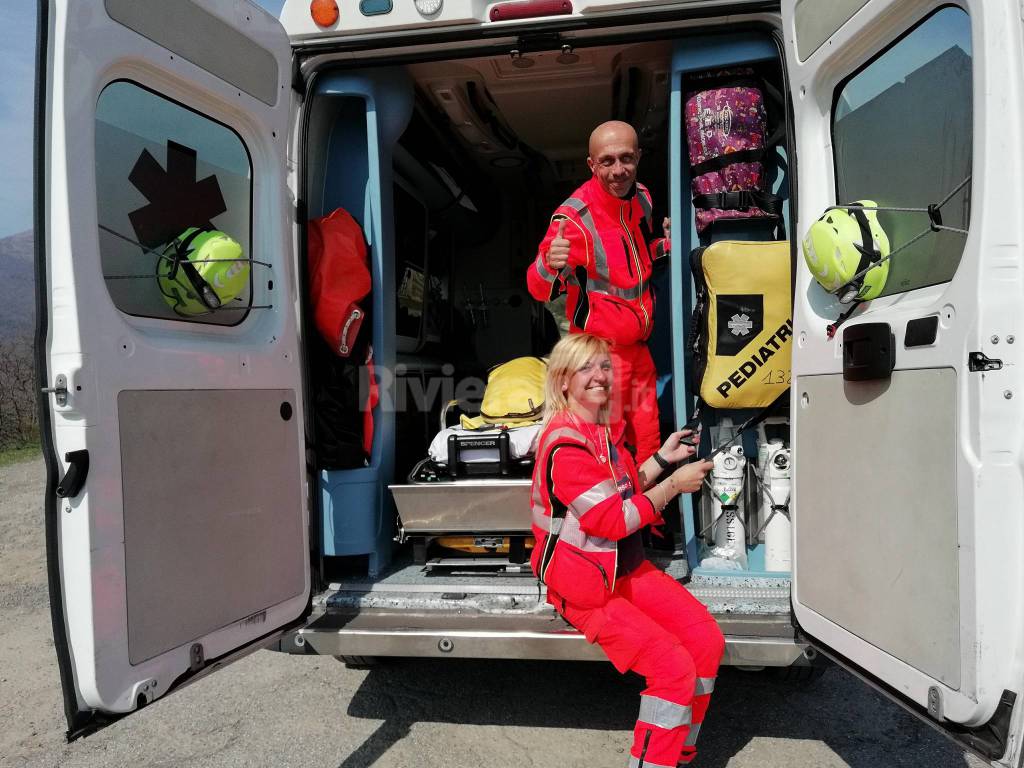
832, 7, 972, 297
95, 81, 253, 325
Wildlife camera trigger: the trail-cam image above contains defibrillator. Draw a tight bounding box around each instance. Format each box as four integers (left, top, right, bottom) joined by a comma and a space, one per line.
689, 240, 792, 409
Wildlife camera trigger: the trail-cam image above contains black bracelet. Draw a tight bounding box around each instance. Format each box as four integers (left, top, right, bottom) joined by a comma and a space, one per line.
652, 451, 671, 471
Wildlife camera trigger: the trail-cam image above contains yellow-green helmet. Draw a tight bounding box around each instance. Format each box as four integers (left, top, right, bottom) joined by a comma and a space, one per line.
157, 228, 248, 316
802, 201, 890, 302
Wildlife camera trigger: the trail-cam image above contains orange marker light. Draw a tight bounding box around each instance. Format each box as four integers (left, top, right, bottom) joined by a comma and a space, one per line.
310, 0, 339, 26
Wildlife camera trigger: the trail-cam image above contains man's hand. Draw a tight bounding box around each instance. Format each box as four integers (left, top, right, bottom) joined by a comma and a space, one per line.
547, 219, 570, 271
663, 217, 671, 240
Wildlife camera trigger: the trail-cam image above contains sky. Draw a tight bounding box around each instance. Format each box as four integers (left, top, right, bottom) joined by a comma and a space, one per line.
0, 0, 285, 240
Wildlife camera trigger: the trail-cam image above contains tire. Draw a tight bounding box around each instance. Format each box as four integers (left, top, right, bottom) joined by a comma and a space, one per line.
334, 655, 381, 669
767, 661, 829, 684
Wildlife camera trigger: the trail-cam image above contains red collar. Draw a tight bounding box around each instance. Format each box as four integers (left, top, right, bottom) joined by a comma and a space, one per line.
556, 410, 627, 448
583, 176, 639, 216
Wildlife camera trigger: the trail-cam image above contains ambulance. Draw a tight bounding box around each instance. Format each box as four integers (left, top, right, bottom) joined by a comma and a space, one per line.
35, 0, 1024, 762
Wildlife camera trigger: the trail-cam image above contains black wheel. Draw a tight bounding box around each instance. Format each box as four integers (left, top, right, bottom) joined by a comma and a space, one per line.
334, 655, 381, 669
767, 661, 830, 684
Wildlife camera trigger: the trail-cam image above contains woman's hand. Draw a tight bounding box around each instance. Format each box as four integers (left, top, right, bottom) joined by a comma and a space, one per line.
656, 429, 699, 465
669, 459, 714, 494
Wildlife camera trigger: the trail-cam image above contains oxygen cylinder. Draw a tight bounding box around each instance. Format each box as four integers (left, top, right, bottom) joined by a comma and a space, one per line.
755, 439, 774, 539
762, 443, 792, 572
708, 445, 747, 569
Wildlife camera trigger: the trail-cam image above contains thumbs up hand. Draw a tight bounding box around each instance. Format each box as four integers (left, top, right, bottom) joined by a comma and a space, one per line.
547, 219, 571, 271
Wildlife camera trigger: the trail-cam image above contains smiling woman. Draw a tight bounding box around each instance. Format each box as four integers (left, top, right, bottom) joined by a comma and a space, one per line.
531, 332, 720, 767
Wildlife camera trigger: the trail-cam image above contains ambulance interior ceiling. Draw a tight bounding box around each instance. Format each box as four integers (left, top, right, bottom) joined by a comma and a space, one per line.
405, 39, 673, 190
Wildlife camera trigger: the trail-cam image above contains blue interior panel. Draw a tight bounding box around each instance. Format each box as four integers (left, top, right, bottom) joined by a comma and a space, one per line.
313, 69, 413, 574
667, 34, 790, 575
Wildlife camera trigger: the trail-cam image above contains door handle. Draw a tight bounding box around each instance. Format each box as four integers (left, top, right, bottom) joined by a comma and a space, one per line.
843, 323, 895, 381
56, 450, 89, 498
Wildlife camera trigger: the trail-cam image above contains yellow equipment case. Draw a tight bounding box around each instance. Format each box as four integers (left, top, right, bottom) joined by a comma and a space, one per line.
689, 240, 792, 409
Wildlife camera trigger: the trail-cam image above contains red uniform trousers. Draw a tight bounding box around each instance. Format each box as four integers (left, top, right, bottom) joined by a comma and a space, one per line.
609, 342, 661, 465
556, 561, 724, 767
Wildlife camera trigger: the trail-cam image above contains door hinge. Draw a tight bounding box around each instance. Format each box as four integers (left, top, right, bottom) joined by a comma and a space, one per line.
189, 643, 205, 673
968, 352, 1002, 372
41, 374, 68, 406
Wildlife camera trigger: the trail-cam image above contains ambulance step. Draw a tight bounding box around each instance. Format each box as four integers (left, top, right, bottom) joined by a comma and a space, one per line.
283, 608, 807, 667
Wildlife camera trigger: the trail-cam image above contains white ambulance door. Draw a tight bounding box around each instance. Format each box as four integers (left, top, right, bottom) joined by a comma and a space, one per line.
38, 0, 309, 737
784, 0, 1024, 762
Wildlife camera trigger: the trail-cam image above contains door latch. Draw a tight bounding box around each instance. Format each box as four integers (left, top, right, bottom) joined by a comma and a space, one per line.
968, 352, 1002, 372
41, 374, 68, 406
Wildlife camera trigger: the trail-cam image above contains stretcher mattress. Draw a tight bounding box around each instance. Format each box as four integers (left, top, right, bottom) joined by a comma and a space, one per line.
428, 424, 542, 464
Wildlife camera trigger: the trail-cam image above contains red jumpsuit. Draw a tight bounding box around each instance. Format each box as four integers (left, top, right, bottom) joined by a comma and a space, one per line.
531, 412, 724, 767
527, 178, 669, 463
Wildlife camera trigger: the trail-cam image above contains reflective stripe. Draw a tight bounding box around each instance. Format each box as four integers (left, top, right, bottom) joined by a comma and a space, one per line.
549, 517, 564, 536
566, 271, 647, 301
637, 695, 692, 730
637, 187, 653, 228
578, 207, 610, 281
535, 256, 558, 283
557, 511, 616, 553
538, 427, 590, 457
570, 480, 618, 516
532, 504, 550, 531
560, 196, 609, 281
622, 498, 643, 534
628, 757, 675, 768
683, 722, 702, 747
695, 676, 715, 696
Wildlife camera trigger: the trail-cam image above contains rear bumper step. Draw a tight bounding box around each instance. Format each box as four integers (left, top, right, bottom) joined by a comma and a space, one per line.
277, 609, 810, 668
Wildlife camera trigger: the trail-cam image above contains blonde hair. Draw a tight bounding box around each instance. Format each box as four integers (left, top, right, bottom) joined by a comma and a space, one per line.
543, 333, 612, 425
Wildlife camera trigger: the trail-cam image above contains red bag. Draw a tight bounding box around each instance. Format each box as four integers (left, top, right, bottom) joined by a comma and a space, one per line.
307, 208, 371, 357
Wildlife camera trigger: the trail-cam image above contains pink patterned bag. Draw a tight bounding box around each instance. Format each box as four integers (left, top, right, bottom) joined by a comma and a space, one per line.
685, 70, 782, 233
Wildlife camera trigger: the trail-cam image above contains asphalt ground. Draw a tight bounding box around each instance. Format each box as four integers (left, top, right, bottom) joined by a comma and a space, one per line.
0, 457, 986, 768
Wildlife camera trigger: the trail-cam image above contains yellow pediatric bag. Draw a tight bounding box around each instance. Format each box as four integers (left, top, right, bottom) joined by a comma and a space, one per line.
461, 357, 547, 430
689, 241, 792, 409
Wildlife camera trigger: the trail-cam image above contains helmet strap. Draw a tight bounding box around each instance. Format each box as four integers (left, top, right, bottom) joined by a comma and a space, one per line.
171, 226, 222, 310
844, 204, 882, 299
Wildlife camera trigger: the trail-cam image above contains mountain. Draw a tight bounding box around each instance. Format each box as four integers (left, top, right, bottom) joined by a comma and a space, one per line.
0, 230, 35, 340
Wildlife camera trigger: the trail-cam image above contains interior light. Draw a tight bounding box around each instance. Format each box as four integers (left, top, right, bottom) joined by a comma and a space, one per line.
510, 51, 535, 69
415, 0, 443, 15
310, 0, 339, 27
557, 45, 579, 65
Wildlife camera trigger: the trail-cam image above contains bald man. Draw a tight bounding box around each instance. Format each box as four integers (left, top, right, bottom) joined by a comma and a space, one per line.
527, 121, 670, 463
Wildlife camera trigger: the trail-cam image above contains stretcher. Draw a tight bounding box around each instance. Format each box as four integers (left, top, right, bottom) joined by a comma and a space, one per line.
390, 421, 540, 569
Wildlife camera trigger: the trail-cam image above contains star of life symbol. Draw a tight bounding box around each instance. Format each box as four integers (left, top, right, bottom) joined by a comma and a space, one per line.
728, 313, 754, 336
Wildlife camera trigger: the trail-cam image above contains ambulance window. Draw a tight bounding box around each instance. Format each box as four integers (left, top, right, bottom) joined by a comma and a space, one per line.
832, 7, 972, 297
95, 81, 252, 325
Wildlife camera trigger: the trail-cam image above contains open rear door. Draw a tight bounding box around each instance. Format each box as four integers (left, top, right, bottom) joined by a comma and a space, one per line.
36, 0, 309, 737
784, 0, 1024, 763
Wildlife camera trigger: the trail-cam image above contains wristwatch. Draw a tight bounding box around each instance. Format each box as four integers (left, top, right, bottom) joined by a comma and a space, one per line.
652, 451, 671, 471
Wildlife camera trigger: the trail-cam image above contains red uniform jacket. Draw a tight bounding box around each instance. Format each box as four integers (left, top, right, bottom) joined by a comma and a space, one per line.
530, 412, 662, 611
527, 178, 669, 346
